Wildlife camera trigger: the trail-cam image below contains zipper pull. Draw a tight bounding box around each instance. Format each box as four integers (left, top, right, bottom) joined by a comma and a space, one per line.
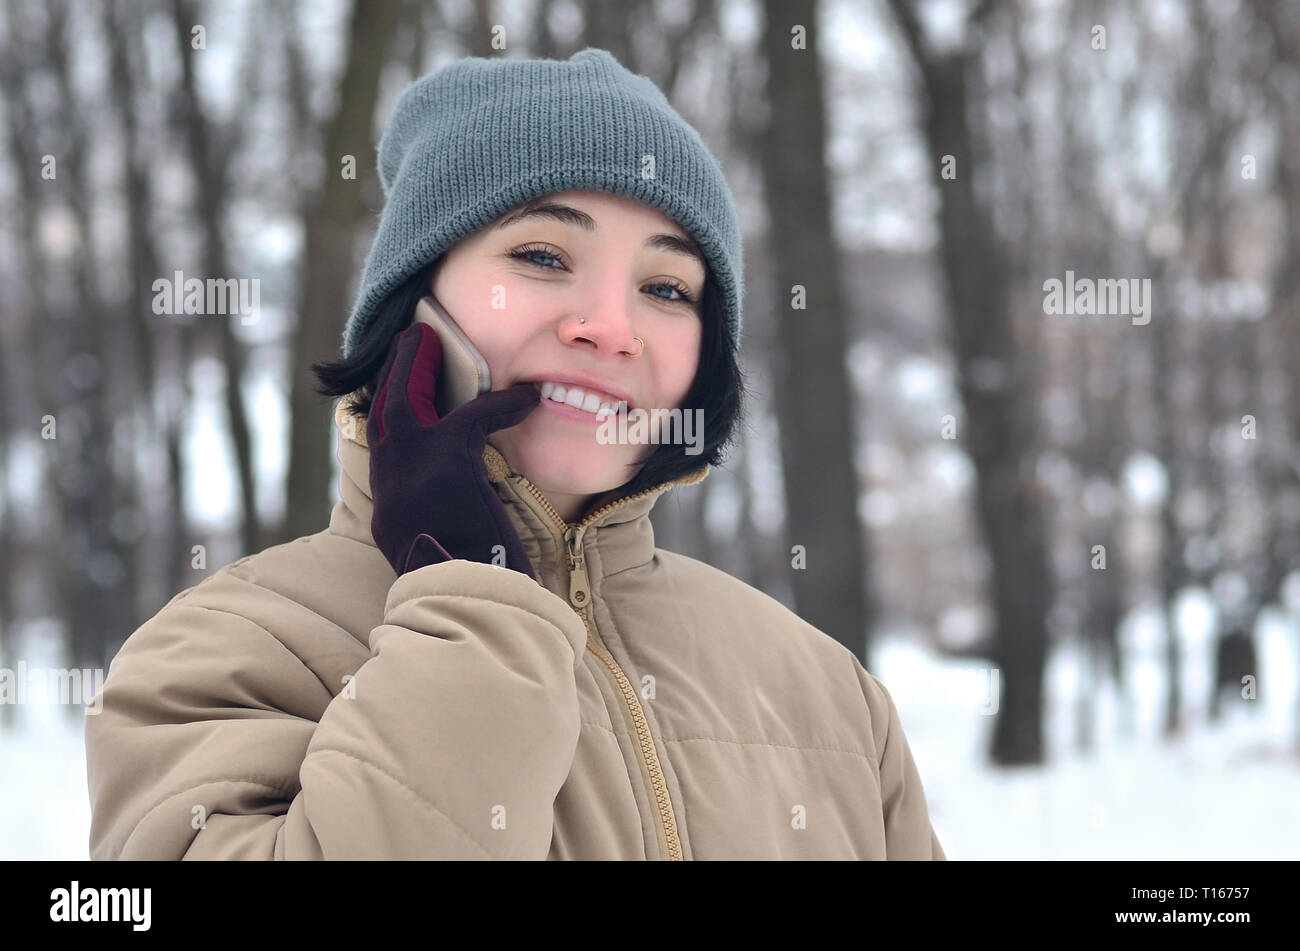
564, 525, 592, 613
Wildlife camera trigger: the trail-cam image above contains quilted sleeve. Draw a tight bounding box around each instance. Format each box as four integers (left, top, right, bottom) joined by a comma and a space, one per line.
855, 664, 947, 860
85, 560, 589, 860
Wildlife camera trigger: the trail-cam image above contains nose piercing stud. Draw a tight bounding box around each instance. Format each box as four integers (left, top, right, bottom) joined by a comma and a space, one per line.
576, 317, 644, 357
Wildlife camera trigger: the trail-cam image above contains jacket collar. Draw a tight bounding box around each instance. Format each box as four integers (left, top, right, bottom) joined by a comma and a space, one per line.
329, 399, 710, 598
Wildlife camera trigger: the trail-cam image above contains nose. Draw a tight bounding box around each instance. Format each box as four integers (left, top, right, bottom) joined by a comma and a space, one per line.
559, 288, 642, 358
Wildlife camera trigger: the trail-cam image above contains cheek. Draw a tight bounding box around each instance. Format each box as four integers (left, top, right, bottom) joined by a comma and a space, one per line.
452, 309, 535, 390
432, 261, 546, 388
661, 331, 702, 405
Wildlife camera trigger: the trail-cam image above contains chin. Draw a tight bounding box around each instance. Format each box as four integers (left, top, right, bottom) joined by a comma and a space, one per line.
513, 444, 634, 497
493, 415, 642, 496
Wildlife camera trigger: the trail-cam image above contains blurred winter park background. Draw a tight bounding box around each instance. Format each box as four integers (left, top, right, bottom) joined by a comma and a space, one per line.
2, 0, 1300, 861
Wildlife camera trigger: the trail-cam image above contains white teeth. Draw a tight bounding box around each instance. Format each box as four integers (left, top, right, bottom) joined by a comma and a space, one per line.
534, 380, 628, 416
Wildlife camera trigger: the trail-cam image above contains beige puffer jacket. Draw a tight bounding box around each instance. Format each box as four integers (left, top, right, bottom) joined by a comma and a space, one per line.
84, 400, 945, 860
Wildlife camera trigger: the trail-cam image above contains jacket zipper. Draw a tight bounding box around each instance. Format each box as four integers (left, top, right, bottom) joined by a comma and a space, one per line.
512, 474, 685, 862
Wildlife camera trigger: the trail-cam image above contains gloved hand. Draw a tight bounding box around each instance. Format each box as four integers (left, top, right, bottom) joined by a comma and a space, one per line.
367, 321, 541, 579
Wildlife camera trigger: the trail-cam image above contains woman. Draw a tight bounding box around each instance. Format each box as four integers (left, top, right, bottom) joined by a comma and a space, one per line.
85, 48, 945, 860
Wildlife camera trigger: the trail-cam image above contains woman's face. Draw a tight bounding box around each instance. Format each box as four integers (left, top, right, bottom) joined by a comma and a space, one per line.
430, 189, 705, 523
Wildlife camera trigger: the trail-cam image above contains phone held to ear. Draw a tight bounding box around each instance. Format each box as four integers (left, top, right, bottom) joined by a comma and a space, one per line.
413, 295, 492, 417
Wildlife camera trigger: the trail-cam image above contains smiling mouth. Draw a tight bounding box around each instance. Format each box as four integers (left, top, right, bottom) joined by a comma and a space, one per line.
530, 380, 631, 417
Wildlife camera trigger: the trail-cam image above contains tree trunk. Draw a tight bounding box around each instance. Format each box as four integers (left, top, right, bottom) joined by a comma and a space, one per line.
758, 0, 872, 663
168, 0, 265, 557
279, 0, 402, 545
886, 0, 1052, 764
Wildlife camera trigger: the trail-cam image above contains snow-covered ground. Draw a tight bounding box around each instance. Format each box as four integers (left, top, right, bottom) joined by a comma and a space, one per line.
3, 589, 1297, 860
876, 593, 1300, 860
0, 706, 91, 860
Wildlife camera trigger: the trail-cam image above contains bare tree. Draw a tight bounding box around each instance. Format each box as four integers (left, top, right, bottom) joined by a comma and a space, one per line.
757, 0, 872, 662
884, 0, 1058, 764
166, 0, 263, 556
582, 0, 632, 67
279, 0, 402, 544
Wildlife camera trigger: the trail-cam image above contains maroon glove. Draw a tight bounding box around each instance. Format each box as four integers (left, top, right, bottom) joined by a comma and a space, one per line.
367, 322, 541, 579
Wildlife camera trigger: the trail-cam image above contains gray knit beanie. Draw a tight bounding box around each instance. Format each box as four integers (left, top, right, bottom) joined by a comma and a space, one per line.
341, 47, 743, 358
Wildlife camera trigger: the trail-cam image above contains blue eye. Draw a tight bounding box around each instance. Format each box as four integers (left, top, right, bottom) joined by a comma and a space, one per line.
509, 246, 565, 269
509, 244, 697, 307
647, 281, 696, 305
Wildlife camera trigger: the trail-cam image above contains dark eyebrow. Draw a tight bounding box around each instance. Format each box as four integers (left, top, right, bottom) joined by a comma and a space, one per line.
494, 200, 706, 268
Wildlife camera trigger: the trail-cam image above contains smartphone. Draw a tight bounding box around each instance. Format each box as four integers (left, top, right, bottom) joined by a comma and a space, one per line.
412, 295, 492, 417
